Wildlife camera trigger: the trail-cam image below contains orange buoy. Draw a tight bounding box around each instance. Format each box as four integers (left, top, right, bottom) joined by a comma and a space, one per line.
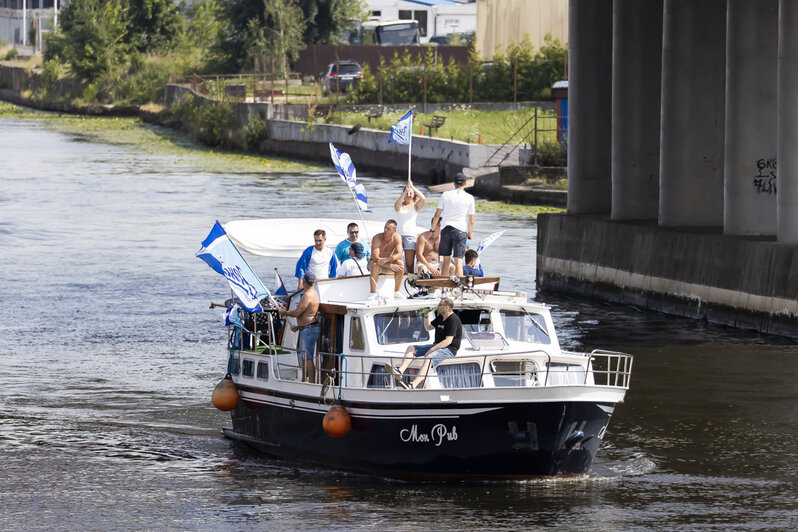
323, 404, 351, 438
212, 374, 239, 411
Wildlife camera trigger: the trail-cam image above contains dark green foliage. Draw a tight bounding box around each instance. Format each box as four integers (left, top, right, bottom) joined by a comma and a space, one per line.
347, 36, 567, 105
299, 0, 366, 44
244, 111, 270, 149
44, 0, 128, 80
126, 0, 181, 52
537, 140, 566, 166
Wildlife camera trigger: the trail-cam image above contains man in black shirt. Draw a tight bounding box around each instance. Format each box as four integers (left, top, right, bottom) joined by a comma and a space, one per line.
396, 297, 462, 388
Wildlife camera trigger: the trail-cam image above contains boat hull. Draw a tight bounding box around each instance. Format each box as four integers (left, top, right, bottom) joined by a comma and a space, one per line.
226, 388, 617, 480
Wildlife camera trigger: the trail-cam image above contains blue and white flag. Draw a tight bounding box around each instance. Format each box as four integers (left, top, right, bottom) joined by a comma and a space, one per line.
274, 270, 287, 296
475, 230, 505, 255
223, 304, 245, 328
389, 110, 413, 146
329, 140, 371, 213
196, 221, 270, 312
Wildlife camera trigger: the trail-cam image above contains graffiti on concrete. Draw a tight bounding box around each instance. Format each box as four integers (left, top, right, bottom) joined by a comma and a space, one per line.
753, 157, 777, 194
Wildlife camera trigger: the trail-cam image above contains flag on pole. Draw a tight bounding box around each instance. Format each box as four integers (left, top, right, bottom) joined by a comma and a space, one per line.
274, 269, 287, 296
389, 110, 413, 146
196, 221, 270, 312
475, 230, 505, 255
329, 140, 371, 213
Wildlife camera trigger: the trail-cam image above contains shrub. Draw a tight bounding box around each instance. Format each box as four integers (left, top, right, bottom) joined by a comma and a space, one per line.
537, 140, 566, 167
195, 100, 239, 148
5, 48, 18, 61
244, 111, 269, 149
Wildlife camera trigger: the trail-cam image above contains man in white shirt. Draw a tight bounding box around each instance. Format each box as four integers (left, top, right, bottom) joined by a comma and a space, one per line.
337, 242, 369, 277
295, 229, 337, 289
430, 173, 475, 276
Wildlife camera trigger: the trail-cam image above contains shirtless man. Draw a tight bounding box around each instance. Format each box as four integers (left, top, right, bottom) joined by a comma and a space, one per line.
278, 273, 320, 382
415, 220, 443, 276
369, 219, 405, 299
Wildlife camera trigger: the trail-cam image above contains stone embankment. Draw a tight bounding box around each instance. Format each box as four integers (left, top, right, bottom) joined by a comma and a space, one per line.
0, 62, 567, 206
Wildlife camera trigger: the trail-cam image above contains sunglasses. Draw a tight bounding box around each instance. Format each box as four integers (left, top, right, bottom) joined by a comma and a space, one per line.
349, 230, 359, 234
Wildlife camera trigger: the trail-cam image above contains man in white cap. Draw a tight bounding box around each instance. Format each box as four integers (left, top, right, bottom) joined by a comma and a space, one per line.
431, 173, 475, 276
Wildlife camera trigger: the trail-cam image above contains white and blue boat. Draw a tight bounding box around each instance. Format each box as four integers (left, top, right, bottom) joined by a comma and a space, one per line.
201, 218, 633, 480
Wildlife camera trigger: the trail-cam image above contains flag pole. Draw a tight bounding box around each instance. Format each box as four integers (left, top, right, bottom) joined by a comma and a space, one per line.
347, 185, 371, 241
407, 130, 412, 184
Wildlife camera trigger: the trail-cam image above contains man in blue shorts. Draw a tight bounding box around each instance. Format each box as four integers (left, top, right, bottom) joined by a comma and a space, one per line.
431, 173, 475, 276
396, 297, 462, 389
278, 273, 320, 383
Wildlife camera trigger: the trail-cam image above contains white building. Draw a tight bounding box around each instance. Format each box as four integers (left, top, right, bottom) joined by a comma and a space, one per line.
365, 0, 476, 43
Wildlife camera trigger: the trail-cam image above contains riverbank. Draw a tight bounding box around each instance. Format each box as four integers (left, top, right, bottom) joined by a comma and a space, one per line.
0, 62, 567, 206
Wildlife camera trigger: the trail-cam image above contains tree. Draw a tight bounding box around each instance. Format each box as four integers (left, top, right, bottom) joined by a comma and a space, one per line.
245, 0, 306, 75
126, 0, 182, 53
299, 0, 365, 44
44, 0, 128, 80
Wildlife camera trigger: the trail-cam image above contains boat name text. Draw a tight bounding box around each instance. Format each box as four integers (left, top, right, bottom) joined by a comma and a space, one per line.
400, 424, 458, 446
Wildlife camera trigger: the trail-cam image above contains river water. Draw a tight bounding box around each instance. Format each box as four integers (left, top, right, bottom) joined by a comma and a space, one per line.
1, 109, 797, 530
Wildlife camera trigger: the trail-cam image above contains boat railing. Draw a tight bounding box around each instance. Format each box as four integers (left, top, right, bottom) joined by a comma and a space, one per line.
234, 347, 633, 391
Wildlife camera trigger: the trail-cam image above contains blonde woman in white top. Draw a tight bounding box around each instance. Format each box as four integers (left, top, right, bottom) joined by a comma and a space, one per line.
393, 180, 426, 272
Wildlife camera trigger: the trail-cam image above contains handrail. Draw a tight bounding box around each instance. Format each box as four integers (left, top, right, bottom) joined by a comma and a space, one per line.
236, 347, 633, 391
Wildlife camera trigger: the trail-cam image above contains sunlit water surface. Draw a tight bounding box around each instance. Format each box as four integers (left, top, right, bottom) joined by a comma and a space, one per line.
1, 113, 797, 530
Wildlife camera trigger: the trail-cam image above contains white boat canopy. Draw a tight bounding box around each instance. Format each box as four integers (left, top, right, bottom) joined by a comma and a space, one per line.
224, 218, 390, 258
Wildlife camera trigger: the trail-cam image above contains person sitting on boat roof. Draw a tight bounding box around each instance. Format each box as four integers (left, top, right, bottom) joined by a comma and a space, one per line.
394, 180, 426, 273
463, 249, 484, 277
278, 273, 321, 383
334, 222, 369, 264
395, 297, 462, 389
415, 219, 447, 276
295, 229, 337, 290
368, 219, 405, 300
337, 242, 369, 277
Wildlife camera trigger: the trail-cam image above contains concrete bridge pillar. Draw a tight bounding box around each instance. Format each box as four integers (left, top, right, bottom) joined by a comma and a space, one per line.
724, 0, 778, 236
778, 0, 798, 242
659, 0, 727, 227
567, 0, 613, 214
611, 0, 663, 221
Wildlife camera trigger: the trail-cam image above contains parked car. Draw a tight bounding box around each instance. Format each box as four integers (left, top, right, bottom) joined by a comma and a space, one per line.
321, 61, 363, 96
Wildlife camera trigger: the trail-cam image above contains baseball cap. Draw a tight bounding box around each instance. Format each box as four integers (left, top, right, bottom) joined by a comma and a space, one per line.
454, 172, 467, 185
303, 272, 316, 283
350, 242, 365, 258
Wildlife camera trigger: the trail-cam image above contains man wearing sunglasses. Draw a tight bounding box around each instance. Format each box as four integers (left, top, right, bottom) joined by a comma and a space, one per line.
335, 222, 369, 264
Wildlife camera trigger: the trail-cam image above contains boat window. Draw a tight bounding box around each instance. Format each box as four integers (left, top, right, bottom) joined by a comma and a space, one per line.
242, 359, 254, 377
257, 361, 269, 380
374, 311, 427, 345
349, 316, 365, 350
437, 363, 481, 388
367, 363, 390, 388
455, 308, 493, 333
547, 363, 586, 385
491, 360, 538, 387
500, 310, 551, 344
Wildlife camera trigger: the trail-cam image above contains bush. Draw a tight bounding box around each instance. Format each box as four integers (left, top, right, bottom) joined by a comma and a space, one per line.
537, 140, 566, 166
4, 48, 18, 61
244, 111, 269, 149
195, 100, 239, 148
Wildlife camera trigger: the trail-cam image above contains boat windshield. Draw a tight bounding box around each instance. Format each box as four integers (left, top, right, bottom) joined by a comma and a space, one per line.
500, 310, 551, 344
374, 311, 428, 344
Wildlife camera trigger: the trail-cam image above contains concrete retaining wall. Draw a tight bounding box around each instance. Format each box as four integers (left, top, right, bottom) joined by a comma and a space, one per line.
537, 213, 798, 336
165, 83, 512, 183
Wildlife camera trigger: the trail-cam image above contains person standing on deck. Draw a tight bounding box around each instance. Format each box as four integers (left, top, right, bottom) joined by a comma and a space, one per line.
279, 273, 321, 383
334, 222, 369, 265
431, 173, 475, 277
337, 242, 369, 277
295, 229, 337, 290
394, 181, 426, 273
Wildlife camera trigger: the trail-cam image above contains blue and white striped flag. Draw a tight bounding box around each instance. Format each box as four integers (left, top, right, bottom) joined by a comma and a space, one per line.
389, 110, 413, 146
329, 140, 371, 213
196, 221, 270, 312
475, 230, 505, 255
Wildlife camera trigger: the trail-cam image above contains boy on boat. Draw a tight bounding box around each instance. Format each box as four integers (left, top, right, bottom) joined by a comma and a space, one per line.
337, 242, 368, 277
431, 173, 475, 277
